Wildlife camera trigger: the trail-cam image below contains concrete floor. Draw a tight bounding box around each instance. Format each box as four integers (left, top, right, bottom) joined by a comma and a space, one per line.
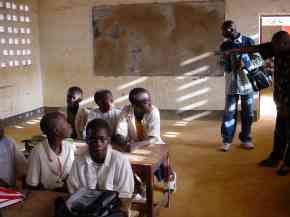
5, 94, 290, 217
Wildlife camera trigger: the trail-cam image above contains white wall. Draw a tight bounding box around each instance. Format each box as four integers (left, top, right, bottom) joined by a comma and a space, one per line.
0, 0, 43, 119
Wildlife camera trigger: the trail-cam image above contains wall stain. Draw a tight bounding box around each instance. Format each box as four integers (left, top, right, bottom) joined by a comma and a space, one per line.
93, 2, 224, 76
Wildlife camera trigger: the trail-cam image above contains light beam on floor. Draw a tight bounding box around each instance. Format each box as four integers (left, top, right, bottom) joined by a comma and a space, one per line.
183, 111, 212, 122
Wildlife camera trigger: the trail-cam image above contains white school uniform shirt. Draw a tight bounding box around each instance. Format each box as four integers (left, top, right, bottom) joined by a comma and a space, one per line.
26, 139, 75, 190
115, 104, 164, 144
82, 107, 121, 139
67, 146, 134, 199
0, 136, 27, 186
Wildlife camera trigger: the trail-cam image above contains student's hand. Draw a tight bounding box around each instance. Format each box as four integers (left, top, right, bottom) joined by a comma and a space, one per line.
125, 143, 133, 153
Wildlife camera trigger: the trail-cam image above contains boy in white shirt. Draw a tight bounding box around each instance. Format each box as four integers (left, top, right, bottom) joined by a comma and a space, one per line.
67, 119, 134, 215
26, 112, 75, 191
82, 89, 121, 139
66, 86, 87, 139
115, 88, 176, 192
0, 120, 27, 188
115, 88, 164, 151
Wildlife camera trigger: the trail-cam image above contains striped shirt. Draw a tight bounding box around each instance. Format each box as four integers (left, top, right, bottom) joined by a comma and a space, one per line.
220, 35, 264, 95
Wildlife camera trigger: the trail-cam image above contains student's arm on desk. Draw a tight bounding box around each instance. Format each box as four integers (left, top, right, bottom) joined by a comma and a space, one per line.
127, 105, 163, 151
127, 137, 156, 152
114, 135, 155, 152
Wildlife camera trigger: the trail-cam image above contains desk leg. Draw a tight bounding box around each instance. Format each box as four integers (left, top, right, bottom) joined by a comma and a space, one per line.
145, 166, 154, 217
163, 153, 170, 208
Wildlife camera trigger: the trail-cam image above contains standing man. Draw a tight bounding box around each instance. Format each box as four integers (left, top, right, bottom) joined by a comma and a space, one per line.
257, 31, 290, 175
219, 20, 263, 151
223, 30, 290, 175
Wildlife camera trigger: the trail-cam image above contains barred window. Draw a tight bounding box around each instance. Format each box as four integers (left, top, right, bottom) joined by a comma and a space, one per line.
0, 0, 32, 68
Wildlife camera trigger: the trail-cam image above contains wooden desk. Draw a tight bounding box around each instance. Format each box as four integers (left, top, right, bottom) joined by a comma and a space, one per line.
125, 144, 171, 217
1, 191, 66, 217
11, 138, 170, 217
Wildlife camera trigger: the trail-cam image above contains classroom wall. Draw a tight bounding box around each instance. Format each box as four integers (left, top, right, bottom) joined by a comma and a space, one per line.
225, 0, 290, 36
0, 0, 43, 119
39, 0, 226, 112
3, 0, 290, 119
40, 0, 290, 112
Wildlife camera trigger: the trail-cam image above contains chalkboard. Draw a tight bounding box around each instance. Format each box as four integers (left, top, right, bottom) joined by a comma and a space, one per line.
92, 2, 225, 76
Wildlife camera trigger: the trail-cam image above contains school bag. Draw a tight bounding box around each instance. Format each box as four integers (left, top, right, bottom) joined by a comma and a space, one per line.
54, 188, 125, 217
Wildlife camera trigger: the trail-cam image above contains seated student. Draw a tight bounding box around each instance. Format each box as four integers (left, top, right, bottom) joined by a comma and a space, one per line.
26, 112, 75, 191
0, 120, 27, 188
67, 119, 134, 215
66, 86, 85, 139
114, 88, 176, 191
82, 89, 121, 139
115, 88, 164, 152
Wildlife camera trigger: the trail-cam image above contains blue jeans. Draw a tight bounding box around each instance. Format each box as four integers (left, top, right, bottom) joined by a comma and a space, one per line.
221, 94, 254, 143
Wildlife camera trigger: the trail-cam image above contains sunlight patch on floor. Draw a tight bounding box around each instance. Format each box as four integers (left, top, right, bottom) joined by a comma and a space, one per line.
260, 94, 276, 119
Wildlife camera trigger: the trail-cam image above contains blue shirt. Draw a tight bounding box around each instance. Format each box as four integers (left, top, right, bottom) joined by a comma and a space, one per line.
0, 137, 17, 186
220, 35, 263, 95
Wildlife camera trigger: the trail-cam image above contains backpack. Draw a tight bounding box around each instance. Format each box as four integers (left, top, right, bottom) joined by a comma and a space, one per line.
54, 189, 125, 217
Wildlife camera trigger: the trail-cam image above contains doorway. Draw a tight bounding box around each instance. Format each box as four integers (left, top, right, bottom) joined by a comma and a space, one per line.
259, 15, 290, 118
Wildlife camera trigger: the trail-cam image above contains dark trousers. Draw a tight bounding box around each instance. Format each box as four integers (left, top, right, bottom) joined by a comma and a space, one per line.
269, 109, 290, 165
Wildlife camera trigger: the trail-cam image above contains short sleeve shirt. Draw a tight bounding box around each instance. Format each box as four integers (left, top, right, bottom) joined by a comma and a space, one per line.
26, 139, 75, 189
67, 146, 134, 199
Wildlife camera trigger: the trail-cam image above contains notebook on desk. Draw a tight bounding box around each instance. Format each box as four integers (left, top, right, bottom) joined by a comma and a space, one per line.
0, 187, 23, 208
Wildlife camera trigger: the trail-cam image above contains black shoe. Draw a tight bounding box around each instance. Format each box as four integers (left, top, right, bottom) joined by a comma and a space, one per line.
258, 157, 279, 167
277, 165, 290, 176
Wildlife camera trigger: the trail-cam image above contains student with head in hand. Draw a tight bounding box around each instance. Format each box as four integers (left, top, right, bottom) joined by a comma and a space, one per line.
114, 87, 176, 192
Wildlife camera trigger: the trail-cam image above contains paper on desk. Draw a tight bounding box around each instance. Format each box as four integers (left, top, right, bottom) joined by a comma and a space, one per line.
0, 198, 22, 208
0, 187, 23, 208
